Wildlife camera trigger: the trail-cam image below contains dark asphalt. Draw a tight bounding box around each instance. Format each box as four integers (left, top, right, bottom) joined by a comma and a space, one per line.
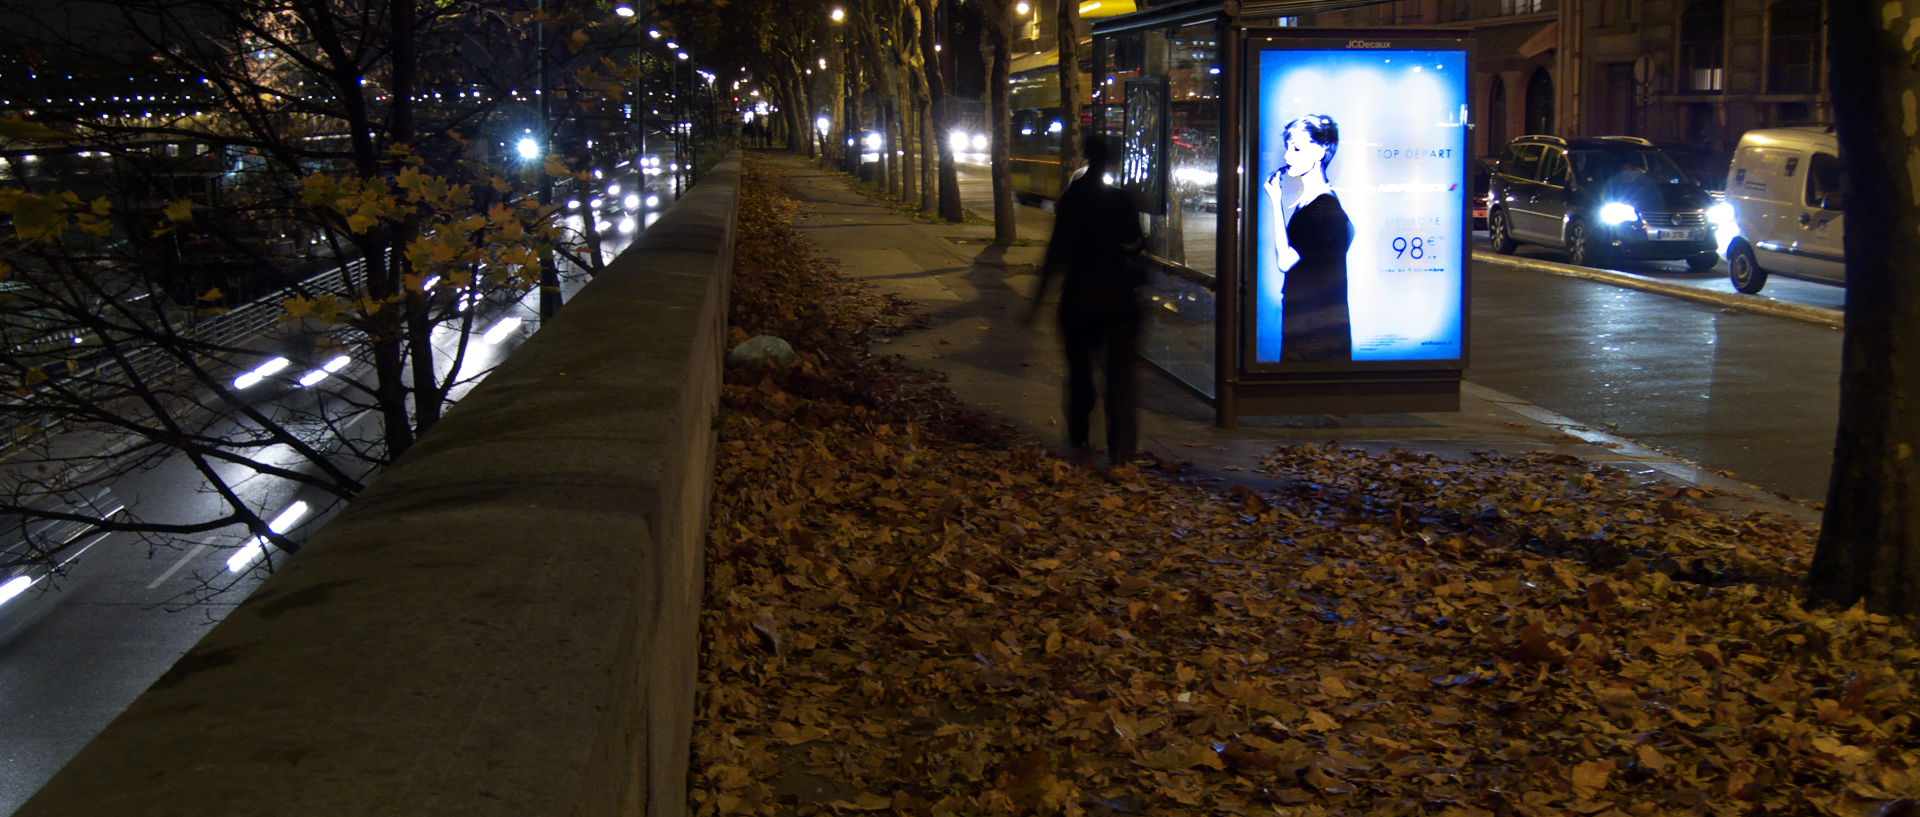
1464, 262, 1839, 503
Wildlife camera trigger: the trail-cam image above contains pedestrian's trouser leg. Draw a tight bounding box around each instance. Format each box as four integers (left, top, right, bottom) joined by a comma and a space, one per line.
1061, 312, 1098, 450
1104, 312, 1140, 464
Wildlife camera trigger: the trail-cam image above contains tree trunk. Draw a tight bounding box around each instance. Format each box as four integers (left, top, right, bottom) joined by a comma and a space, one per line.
786, 63, 813, 158
907, 0, 936, 213
894, 0, 921, 206
389, 0, 446, 438
920, 0, 963, 221
892, 99, 908, 199
1054, 0, 1082, 194
981, 0, 1016, 243
833, 34, 850, 172
1806, 2, 1920, 615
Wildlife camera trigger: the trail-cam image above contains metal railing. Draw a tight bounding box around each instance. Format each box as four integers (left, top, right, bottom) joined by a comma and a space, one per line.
2, 254, 378, 449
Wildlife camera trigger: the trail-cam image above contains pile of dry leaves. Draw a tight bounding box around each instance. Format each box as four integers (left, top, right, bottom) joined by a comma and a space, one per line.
693, 162, 1919, 817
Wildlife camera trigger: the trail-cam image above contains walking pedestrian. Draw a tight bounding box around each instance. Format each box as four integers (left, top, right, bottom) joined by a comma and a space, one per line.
1028, 134, 1148, 466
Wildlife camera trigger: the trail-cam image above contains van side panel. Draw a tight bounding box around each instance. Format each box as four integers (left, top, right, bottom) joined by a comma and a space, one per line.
1730, 144, 1808, 278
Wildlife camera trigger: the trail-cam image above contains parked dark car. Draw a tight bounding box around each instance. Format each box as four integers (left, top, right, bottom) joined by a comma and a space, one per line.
1487, 135, 1725, 270
1470, 156, 1494, 229
1654, 141, 1733, 196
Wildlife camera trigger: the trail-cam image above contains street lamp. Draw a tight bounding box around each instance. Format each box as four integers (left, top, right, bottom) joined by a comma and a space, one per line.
515, 135, 541, 160
829, 6, 845, 21
614, 4, 635, 17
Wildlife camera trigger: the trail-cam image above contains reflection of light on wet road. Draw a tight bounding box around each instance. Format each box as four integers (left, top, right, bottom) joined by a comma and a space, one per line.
233, 356, 290, 390
298, 355, 351, 387
481, 316, 524, 345
224, 501, 311, 573
1, 575, 36, 605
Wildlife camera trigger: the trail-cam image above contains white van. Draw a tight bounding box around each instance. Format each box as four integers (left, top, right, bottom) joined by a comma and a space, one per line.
1721, 127, 1845, 293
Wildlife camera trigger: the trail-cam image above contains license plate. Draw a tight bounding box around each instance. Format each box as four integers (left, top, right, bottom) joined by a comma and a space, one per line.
1648, 228, 1701, 240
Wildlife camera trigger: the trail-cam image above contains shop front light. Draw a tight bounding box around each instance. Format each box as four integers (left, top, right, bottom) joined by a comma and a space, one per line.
1598, 202, 1638, 225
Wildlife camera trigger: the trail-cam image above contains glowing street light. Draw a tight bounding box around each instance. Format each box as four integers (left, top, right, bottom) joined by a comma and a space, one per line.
515, 135, 541, 160
614, 3, 635, 16
830, 6, 845, 21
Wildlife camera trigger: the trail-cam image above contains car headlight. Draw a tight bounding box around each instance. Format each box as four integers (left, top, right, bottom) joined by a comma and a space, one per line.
1599, 202, 1639, 225
1707, 202, 1735, 226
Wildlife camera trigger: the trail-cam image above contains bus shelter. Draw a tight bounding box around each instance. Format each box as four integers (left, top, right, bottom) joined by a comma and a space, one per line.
1089, 1, 1474, 425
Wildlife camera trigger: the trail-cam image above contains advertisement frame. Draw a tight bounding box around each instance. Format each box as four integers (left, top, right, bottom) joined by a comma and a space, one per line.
1121, 76, 1171, 215
1237, 30, 1473, 378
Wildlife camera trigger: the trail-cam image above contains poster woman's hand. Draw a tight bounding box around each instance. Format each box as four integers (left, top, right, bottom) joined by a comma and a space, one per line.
1264, 168, 1301, 272
1263, 166, 1287, 204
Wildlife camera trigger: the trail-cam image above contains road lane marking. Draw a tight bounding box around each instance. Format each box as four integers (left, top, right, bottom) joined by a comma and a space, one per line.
148, 544, 208, 589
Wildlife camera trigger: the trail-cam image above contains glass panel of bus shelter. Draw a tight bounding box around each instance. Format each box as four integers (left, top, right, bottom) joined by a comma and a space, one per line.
1167, 19, 1222, 278
1008, 68, 1063, 198
1135, 24, 1216, 399
1134, 26, 1173, 253
1139, 268, 1217, 399
1099, 29, 1147, 106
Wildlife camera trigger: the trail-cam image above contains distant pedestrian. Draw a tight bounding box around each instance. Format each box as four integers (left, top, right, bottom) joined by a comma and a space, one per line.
1028, 134, 1148, 466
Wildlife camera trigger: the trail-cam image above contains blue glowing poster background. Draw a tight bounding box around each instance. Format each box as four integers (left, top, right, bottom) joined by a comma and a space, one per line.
1250, 47, 1468, 364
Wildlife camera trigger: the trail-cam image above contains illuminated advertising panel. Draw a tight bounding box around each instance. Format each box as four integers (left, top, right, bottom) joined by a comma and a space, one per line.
1121, 77, 1169, 215
1245, 37, 1469, 369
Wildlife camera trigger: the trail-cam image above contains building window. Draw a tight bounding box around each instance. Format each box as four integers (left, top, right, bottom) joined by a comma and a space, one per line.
1525, 67, 1554, 134
1487, 76, 1508, 155
1678, 0, 1725, 92
1767, 0, 1821, 94
1602, 0, 1637, 25
1685, 101, 1716, 145
1502, 0, 1547, 12
1776, 101, 1813, 125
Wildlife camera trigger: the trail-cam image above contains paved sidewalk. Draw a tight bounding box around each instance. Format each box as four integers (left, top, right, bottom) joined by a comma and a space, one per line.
759, 152, 1818, 525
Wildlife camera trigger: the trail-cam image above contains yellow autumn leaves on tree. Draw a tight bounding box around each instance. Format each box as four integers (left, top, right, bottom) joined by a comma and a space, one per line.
0, 189, 114, 244
281, 147, 578, 323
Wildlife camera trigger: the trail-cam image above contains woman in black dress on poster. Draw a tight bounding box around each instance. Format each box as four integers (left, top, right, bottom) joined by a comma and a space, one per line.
1262, 114, 1354, 362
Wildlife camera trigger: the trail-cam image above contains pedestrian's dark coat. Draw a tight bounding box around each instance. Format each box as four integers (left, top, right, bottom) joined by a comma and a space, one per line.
1034, 146, 1148, 466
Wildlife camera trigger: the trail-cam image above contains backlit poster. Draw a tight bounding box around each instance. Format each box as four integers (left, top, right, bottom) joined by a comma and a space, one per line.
1122, 76, 1168, 215
1246, 39, 1468, 367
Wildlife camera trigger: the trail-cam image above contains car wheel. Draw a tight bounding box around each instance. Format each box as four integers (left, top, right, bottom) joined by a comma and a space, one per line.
1488, 208, 1517, 254
1728, 243, 1768, 294
1566, 220, 1600, 267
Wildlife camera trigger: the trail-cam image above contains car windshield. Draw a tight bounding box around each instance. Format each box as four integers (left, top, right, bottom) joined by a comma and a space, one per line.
1570, 148, 1690, 187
